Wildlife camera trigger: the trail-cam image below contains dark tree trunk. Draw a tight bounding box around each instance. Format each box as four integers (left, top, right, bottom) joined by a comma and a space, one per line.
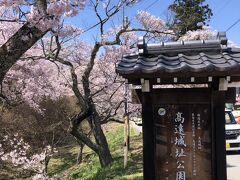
69, 122, 112, 167
98, 144, 113, 167
0, 23, 47, 84
44, 156, 51, 174
95, 126, 113, 167
77, 143, 84, 164
69, 106, 113, 167
90, 109, 113, 167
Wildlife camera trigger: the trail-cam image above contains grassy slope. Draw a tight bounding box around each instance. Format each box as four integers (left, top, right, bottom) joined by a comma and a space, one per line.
48, 123, 143, 179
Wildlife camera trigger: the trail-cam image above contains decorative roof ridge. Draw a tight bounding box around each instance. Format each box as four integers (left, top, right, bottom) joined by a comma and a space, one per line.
122, 52, 138, 58
137, 32, 228, 56
225, 47, 240, 53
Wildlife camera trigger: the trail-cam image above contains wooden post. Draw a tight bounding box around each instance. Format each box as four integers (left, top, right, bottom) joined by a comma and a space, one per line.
128, 116, 130, 151
211, 85, 227, 180
141, 83, 155, 180
124, 115, 129, 168
124, 82, 130, 168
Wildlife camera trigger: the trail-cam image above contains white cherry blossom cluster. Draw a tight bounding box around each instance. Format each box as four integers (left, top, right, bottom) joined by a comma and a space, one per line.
179, 26, 217, 41
90, 45, 134, 116
0, 134, 57, 179
0, 0, 27, 7
135, 10, 175, 41
100, 25, 138, 46
136, 10, 166, 31
99, 26, 123, 45
26, 7, 59, 32
53, 24, 83, 38
4, 59, 72, 111
1, 0, 85, 32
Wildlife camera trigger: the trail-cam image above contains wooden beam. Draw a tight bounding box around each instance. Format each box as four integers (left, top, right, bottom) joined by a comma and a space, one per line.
208, 76, 213, 82
227, 76, 231, 82
141, 79, 150, 92
191, 77, 195, 82
173, 77, 178, 83
219, 78, 228, 91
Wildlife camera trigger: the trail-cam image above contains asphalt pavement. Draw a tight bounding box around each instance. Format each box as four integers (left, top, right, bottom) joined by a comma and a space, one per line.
227, 152, 240, 180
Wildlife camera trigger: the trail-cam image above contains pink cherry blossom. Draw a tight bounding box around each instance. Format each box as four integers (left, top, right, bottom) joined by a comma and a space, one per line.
0, 134, 57, 179
136, 10, 166, 31
179, 26, 217, 41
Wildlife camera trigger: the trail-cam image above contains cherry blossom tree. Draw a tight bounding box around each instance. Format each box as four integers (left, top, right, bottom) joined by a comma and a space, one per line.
49, 5, 175, 167
0, 0, 220, 172
1, 4, 179, 169
0, 0, 86, 94
0, 6, 168, 168
0, 0, 143, 89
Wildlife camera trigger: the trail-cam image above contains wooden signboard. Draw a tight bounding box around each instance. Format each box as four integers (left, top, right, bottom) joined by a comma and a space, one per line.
154, 105, 212, 180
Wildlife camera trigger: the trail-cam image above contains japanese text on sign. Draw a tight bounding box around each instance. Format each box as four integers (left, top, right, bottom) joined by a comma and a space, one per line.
174, 112, 186, 180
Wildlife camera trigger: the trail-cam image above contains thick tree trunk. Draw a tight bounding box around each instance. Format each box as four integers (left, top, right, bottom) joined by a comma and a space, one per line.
69, 124, 112, 167
69, 106, 113, 167
98, 144, 113, 167
95, 127, 113, 167
0, 23, 47, 84
90, 109, 113, 167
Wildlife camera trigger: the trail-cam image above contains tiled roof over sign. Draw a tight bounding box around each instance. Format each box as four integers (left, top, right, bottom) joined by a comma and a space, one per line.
116, 32, 240, 80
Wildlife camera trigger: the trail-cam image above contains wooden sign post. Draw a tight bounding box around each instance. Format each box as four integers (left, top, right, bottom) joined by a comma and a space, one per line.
137, 88, 226, 180
116, 32, 240, 180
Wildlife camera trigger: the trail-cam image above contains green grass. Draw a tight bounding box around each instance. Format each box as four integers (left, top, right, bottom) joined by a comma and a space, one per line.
48, 145, 78, 176
48, 123, 143, 179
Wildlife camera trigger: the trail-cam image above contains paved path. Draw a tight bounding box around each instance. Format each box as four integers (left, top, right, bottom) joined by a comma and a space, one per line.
227, 152, 240, 180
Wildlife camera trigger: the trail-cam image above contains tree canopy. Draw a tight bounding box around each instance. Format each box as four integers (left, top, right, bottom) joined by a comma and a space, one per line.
168, 0, 213, 37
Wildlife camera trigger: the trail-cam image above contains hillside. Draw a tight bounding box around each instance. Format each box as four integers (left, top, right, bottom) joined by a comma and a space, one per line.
48, 123, 143, 179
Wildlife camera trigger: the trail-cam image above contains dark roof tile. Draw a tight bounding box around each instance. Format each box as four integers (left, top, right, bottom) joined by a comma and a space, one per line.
116, 48, 240, 78
116, 33, 240, 80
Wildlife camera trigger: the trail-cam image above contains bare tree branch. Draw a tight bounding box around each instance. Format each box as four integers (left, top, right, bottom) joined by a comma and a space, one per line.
0, 19, 26, 23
